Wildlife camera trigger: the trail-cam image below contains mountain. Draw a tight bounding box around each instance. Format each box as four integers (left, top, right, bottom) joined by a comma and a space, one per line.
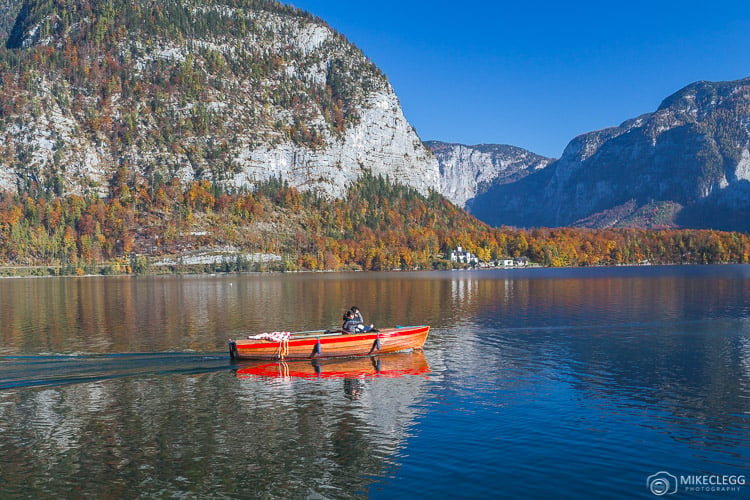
6, 1, 750, 236
469, 78, 750, 232
425, 141, 553, 208
0, 0, 438, 198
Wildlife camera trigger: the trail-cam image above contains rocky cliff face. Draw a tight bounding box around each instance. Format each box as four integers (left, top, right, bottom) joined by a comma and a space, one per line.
232, 89, 438, 198
470, 77, 750, 231
426, 141, 552, 208
0, 0, 438, 198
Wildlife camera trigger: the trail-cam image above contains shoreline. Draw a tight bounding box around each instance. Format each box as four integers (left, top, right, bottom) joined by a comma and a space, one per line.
0, 260, 743, 280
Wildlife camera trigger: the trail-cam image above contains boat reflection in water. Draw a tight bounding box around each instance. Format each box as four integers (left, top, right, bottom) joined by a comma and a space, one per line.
234, 350, 430, 400
234, 350, 430, 380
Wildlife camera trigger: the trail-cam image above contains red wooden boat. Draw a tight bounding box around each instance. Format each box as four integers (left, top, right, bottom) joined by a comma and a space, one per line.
234, 350, 430, 379
228, 325, 429, 360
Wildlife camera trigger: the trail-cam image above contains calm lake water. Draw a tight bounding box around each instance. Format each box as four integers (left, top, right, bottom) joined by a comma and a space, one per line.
1, 266, 749, 498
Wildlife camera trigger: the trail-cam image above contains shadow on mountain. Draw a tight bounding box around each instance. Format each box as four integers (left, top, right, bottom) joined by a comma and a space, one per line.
4, 1, 28, 50
676, 180, 750, 232
466, 166, 556, 228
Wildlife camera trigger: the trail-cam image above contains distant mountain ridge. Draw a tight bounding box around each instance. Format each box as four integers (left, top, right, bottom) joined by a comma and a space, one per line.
469, 77, 750, 232
425, 141, 553, 208
0, 0, 438, 198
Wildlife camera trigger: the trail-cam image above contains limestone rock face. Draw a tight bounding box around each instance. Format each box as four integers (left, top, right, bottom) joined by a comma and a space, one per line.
232, 90, 439, 199
426, 141, 552, 208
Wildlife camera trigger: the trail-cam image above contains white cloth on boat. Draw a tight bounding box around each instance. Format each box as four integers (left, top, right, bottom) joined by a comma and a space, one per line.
248, 331, 292, 342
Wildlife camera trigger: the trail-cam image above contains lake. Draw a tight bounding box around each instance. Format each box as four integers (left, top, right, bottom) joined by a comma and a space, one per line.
1, 266, 748, 498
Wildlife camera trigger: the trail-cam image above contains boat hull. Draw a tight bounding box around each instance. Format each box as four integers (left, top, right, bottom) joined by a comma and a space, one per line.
228, 325, 429, 360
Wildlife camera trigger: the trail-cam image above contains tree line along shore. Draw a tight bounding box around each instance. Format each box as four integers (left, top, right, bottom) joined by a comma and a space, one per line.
1, 174, 749, 277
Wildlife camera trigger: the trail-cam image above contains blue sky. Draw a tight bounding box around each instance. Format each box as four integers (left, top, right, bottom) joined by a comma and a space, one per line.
287, 1, 750, 158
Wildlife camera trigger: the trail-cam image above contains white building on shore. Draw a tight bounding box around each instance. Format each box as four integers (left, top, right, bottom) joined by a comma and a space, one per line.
450, 246, 478, 265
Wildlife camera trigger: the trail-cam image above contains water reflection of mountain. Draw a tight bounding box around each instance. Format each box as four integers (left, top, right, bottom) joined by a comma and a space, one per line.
0, 351, 435, 498
0, 272, 491, 354
438, 267, 750, 459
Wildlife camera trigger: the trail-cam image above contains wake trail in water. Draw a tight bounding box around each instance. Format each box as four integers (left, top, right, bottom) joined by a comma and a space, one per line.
0, 352, 231, 390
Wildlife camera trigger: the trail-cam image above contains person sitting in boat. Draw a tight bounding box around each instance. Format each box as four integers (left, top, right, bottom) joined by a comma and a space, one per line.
342, 310, 358, 333
350, 306, 365, 323
350, 306, 375, 332
342, 309, 373, 333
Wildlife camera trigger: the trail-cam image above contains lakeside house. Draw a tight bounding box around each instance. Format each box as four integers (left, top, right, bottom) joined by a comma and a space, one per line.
502, 257, 529, 268
450, 246, 478, 265
450, 246, 529, 268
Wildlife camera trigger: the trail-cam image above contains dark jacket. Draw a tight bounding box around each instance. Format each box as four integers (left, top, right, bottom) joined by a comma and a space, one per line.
342, 318, 362, 333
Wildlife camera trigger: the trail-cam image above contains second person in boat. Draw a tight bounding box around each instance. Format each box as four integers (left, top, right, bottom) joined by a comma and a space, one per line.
342, 308, 374, 333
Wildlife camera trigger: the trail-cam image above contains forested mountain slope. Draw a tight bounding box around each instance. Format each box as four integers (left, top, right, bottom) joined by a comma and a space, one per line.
0, 0, 438, 198
0, 0, 22, 40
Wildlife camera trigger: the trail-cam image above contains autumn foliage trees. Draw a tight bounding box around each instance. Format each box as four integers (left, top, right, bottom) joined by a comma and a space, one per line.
0, 173, 749, 275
